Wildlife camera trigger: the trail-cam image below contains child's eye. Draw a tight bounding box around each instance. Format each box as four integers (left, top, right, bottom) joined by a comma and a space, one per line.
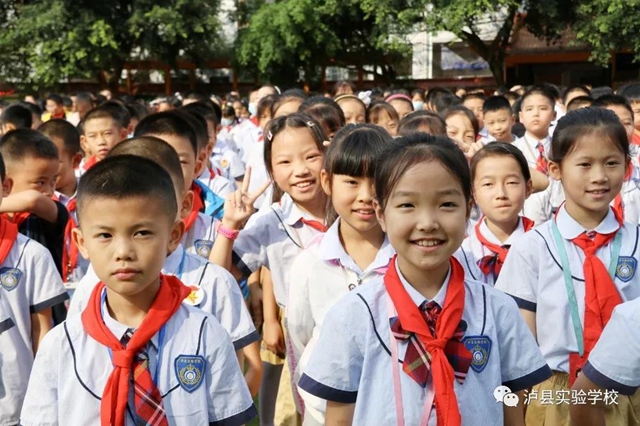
135, 230, 152, 237
397, 203, 414, 209
441, 202, 458, 208
483, 183, 493, 187
95, 233, 111, 239
607, 161, 621, 166
278, 160, 290, 165
307, 154, 320, 160
346, 180, 358, 186
578, 163, 590, 167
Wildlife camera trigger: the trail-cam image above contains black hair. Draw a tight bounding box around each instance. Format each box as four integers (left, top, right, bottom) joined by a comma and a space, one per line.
0, 128, 59, 165
369, 101, 399, 125
299, 96, 345, 138
38, 119, 81, 154
520, 86, 555, 108
62, 96, 73, 109
566, 96, 594, 112
618, 83, 640, 103
181, 109, 209, 151
442, 105, 480, 135
1, 104, 33, 129
398, 110, 446, 136
431, 92, 461, 114
0, 152, 6, 181
108, 136, 185, 195
470, 142, 531, 185
482, 96, 512, 114
19, 101, 42, 118
46, 94, 63, 105
590, 86, 614, 99
332, 81, 355, 97
257, 94, 277, 119
592, 94, 634, 119
82, 103, 129, 129
503, 92, 520, 105
461, 93, 486, 103
126, 102, 150, 123
537, 83, 560, 101
549, 107, 628, 164
562, 85, 591, 105
183, 92, 209, 104
181, 102, 219, 129
134, 110, 198, 158
77, 155, 177, 224
272, 92, 306, 117
374, 133, 471, 211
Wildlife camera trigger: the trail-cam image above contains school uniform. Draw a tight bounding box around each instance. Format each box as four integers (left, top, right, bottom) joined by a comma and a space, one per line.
0, 234, 68, 426
182, 211, 219, 259
196, 167, 237, 199
495, 204, 640, 425
459, 217, 533, 285
53, 189, 90, 288
0, 294, 14, 334
68, 244, 258, 351
286, 219, 394, 424
20, 292, 257, 425
211, 147, 245, 181
299, 258, 551, 425
513, 133, 553, 225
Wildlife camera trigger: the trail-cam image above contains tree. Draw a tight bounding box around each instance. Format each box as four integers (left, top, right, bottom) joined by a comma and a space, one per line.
235, 0, 411, 87
0, 0, 223, 92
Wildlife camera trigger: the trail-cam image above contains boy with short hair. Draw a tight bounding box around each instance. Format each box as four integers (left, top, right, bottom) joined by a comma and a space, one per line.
20, 155, 257, 425
480, 95, 516, 144
42, 94, 67, 122
39, 119, 87, 285
566, 96, 593, 112
0, 148, 68, 425
78, 104, 129, 175
1, 104, 33, 134
618, 82, 640, 146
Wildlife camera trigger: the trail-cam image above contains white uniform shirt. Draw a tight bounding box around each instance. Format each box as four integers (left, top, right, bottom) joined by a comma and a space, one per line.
0, 235, 68, 426
182, 212, 219, 260
68, 245, 258, 350
459, 217, 532, 285
299, 261, 551, 425
20, 299, 256, 425
233, 193, 324, 307
0, 293, 14, 334
211, 148, 245, 181
495, 205, 640, 372
513, 133, 553, 225
583, 298, 640, 395
197, 168, 237, 199
286, 220, 395, 423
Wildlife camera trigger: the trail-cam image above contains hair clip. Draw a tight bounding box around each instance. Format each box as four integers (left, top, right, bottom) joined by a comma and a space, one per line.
306, 121, 315, 127
267, 131, 273, 141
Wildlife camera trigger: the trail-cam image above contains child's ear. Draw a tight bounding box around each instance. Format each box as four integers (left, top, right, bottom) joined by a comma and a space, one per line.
72, 152, 83, 169
373, 199, 387, 233
548, 161, 562, 181
509, 114, 516, 125
72, 228, 89, 260
518, 110, 524, 123
80, 135, 90, 155
320, 169, 331, 196
525, 179, 534, 200
181, 190, 194, 219
195, 150, 206, 176
168, 219, 185, 252
119, 127, 128, 141
2, 177, 12, 197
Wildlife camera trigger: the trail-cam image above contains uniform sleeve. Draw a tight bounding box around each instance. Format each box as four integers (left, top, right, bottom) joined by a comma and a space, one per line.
67, 266, 99, 317
206, 264, 259, 350
203, 315, 257, 425
226, 151, 246, 180
27, 240, 68, 313
494, 233, 539, 312
298, 297, 364, 404
19, 324, 63, 425
0, 295, 14, 334
493, 290, 552, 392
582, 301, 640, 395
523, 188, 552, 226
286, 251, 314, 385
232, 212, 271, 277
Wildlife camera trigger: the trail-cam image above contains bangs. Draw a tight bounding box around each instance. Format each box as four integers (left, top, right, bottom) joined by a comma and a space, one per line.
329, 131, 381, 178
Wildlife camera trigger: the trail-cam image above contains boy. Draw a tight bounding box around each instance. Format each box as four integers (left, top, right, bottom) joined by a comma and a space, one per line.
619, 82, 640, 146
20, 155, 257, 425
39, 119, 87, 285
1, 104, 33, 134
480, 95, 516, 144
566, 96, 593, 112
42, 94, 67, 122
0, 148, 68, 425
78, 103, 129, 175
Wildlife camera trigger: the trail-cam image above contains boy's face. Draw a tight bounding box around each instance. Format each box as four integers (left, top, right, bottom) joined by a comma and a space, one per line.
148, 133, 200, 192
605, 105, 634, 142
81, 118, 127, 160
463, 98, 484, 128
484, 108, 515, 142
74, 196, 183, 299
50, 137, 81, 192
519, 94, 556, 139
7, 156, 59, 197
45, 100, 63, 115
631, 102, 640, 135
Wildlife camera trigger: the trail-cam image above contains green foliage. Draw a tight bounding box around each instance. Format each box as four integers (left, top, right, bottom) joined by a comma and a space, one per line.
0, 0, 223, 89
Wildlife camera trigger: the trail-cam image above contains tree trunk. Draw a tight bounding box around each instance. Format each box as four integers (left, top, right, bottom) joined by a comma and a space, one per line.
488, 53, 506, 87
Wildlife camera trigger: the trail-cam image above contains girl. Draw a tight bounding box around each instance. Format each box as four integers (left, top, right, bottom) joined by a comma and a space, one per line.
299, 96, 346, 140
287, 124, 393, 426
459, 143, 533, 285
444, 105, 479, 148
299, 133, 550, 425
398, 110, 447, 137
273, 90, 306, 118
386, 93, 414, 118
210, 113, 329, 426
334, 94, 367, 125
496, 107, 640, 425
369, 101, 399, 136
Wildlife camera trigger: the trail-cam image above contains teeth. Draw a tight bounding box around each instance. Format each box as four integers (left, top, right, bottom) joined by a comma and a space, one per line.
415, 240, 441, 247
295, 181, 312, 188
355, 210, 374, 214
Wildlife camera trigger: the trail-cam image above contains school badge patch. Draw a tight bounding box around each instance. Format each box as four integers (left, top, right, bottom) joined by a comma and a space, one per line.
175, 355, 206, 393
0, 268, 22, 291
463, 336, 491, 373
194, 240, 213, 258
616, 257, 637, 282
220, 159, 229, 169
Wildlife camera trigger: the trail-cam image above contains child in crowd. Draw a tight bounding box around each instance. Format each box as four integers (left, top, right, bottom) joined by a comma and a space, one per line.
385, 93, 414, 118
334, 94, 367, 125
480, 96, 516, 144
444, 105, 479, 147
462, 92, 486, 137
368, 101, 399, 136
398, 110, 447, 137
78, 104, 129, 174
619, 82, 640, 146
496, 108, 640, 425
299, 133, 551, 424
0, 104, 33, 134
20, 155, 257, 425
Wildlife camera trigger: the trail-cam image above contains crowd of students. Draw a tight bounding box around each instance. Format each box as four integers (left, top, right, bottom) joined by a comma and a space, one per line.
0, 80, 639, 426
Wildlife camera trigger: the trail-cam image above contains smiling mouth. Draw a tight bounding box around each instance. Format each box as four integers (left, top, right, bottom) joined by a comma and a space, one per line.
292, 180, 314, 189
586, 189, 609, 195
412, 239, 444, 247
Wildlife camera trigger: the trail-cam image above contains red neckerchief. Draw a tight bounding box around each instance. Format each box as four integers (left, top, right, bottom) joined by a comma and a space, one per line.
632, 132, 640, 147
53, 195, 79, 281
300, 218, 327, 233
3, 212, 31, 227
475, 217, 534, 277
612, 165, 633, 221
0, 218, 19, 264
83, 155, 99, 173
81, 275, 190, 426
186, 184, 204, 232
385, 256, 468, 426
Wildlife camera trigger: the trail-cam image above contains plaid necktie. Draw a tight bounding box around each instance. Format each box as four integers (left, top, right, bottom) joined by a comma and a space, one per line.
122, 329, 168, 426
477, 245, 510, 278
536, 142, 548, 174
390, 301, 471, 387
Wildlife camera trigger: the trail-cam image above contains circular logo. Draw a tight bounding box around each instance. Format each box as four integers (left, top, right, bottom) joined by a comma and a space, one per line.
180, 365, 202, 386
471, 347, 487, 366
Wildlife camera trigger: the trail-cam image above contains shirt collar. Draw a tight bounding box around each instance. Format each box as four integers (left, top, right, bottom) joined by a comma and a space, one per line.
395, 259, 450, 308
478, 217, 527, 246
101, 288, 159, 349
556, 204, 620, 239
280, 193, 322, 226
54, 187, 77, 207
524, 132, 551, 148
163, 244, 185, 275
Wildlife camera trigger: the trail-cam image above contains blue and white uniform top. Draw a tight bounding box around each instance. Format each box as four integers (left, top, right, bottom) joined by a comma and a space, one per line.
0, 234, 68, 426
299, 260, 551, 425
582, 298, 640, 395
0, 293, 13, 334
286, 219, 394, 424
20, 296, 257, 425
495, 205, 640, 373
233, 193, 325, 308
196, 167, 237, 199
68, 244, 258, 351
181, 211, 220, 260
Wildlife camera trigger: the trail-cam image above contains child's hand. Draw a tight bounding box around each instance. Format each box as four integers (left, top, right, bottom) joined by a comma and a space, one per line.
222, 166, 270, 230
263, 318, 285, 358
464, 141, 484, 161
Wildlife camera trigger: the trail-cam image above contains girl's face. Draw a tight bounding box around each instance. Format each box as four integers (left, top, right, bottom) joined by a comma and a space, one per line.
473, 155, 532, 227
373, 110, 398, 136
375, 160, 468, 283
389, 99, 413, 118
339, 99, 366, 125
322, 173, 378, 234
271, 127, 324, 205
274, 100, 303, 118
549, 132, 626, 226
446, 113, 476, 146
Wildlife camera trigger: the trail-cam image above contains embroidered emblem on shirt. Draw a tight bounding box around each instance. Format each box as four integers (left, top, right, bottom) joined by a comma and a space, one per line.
194, 239, 213, 258
463, 335, 492, 373
0, 268, 22, 291
175, 355, 206, 393
616, 256, 637, 282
